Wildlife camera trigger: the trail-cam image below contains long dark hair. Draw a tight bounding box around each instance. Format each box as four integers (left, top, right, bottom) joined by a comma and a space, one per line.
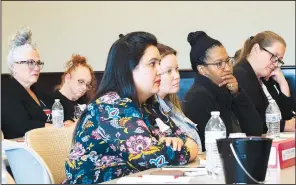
96, 31, 158, 105
72, 31, 158, 142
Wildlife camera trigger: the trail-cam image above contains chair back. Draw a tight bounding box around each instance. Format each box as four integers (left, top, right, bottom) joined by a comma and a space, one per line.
25, 126, 75, 184
2, 139, 53, 184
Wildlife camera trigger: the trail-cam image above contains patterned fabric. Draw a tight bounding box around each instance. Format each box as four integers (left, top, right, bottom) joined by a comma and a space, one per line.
143, 95, 202, 152
63, 92, 190, 184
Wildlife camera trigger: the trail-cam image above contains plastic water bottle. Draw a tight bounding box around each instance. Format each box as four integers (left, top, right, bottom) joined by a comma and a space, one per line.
266, 99, 281, 138
205, 111, 226, 178
52, 99, 64, 128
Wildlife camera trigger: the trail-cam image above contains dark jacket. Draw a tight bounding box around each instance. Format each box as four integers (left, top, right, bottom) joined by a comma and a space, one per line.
233, 59, 296, 132
1, 77, 49, 139
182, 73, 263, 151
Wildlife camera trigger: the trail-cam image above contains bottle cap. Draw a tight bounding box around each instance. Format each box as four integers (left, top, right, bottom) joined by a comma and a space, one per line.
211, 111, 220, 116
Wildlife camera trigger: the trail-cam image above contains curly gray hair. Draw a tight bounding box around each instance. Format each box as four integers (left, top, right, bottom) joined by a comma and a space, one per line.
6, 26, 37, 74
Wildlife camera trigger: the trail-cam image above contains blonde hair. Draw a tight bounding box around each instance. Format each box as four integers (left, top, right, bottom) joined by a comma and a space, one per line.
238, 31, 286, 63
56, 54, 97, 101
156, 43, 182, 110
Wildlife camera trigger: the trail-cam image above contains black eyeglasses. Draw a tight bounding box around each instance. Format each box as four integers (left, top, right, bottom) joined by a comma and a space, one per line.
15, 59, 44, 70
77, 79, 93, 91
259, 45, 284, 67
203, 57, 234, 70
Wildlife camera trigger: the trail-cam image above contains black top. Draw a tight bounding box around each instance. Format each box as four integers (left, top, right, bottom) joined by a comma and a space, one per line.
44, 90, 87, 122
233, 59, 296, 132
182, 73, 264, 151
1, 77, 49, 139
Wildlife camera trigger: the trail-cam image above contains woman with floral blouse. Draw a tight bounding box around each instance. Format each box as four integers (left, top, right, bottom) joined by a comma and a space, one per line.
63, 32, 198, 184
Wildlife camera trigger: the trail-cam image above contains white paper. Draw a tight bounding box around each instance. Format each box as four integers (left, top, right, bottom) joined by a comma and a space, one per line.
279, 133, 295, 138
116, 175, 191, 184
268, 146, 277, 166
282, 147, 295, 161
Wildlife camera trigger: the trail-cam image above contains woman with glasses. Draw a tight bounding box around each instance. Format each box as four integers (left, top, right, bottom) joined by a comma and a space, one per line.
47, 54, 97, 126
234, 31, 295, 132
2, 27, 53, 139
182, 31, 264, 151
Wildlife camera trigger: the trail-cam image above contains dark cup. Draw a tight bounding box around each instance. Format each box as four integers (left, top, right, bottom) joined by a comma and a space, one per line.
216, 137, 273, 184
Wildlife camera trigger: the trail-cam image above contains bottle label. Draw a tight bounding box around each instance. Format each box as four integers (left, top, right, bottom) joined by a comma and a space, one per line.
205, 131, 226, 143
52, 110, 64, 128
52, 110, 63, 118
266, 113, 281, 122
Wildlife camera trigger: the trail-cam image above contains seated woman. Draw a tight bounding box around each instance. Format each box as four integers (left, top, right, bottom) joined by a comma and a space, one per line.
142, 43, 202, 152
47, 54, 97, 126
233, 31, 295, 132
64, 32, 198, 184
1, 27, 53, 139
182, 31, 264, 151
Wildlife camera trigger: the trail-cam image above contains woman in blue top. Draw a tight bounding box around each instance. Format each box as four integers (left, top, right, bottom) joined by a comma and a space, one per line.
64, 32, 198, 184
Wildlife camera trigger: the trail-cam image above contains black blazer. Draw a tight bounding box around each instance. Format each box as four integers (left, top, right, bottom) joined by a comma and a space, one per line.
1, 77, 49, 139
233, 59, 296, 132
182, 74, 263, 151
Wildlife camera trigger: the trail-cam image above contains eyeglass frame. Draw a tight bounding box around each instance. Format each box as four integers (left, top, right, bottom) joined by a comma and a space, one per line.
202, 57, 234, 70
258, 44, 284, 67
15, 59, 44, 70
77, 79, 93, 91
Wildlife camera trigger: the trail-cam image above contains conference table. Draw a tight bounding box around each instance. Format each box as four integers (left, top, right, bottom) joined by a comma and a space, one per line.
2, 133, 295, 184
102, 159, 295, 184
103, 132, 295, 184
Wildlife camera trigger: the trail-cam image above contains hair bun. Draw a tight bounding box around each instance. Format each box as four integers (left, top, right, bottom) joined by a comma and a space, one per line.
187, 31, 206, 46
119, 34, 125, 39
65, 54, 87, 69
72, 54, 86, 64
10, 26, 32, 48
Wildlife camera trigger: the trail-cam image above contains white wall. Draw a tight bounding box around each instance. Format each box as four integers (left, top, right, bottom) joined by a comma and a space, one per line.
2, 1, 295, 73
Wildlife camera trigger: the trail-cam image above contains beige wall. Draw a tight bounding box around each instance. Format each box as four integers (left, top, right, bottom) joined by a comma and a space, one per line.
2, 1, 295, 73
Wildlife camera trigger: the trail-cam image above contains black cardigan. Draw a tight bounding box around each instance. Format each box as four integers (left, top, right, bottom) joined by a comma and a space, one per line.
233, 59, 296, 132
1, 77, 49, 139
182, 73, 263, 151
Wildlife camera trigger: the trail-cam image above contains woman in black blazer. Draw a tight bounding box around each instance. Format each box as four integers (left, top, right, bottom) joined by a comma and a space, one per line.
1, 27, 53, 139
183, 31, 264, 151
233, 31, 295, 133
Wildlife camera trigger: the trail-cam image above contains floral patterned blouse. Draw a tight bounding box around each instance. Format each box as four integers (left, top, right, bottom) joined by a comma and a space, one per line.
63, 92, 191, 184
